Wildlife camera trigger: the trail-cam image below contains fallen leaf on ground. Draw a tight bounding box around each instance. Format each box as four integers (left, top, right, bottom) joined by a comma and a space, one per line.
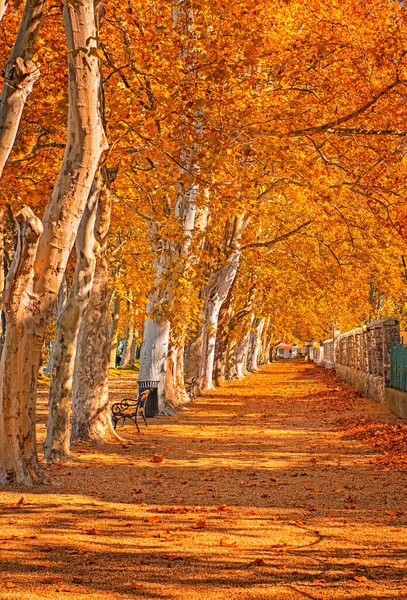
250, 558, 265, 566
192, 519, 206, 529
152, 454, 164, 463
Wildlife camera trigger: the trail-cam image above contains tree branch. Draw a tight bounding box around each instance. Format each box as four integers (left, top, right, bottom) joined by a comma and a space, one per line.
241, 220, 313, 251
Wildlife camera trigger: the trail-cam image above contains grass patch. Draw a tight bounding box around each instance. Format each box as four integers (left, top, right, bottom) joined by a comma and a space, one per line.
38, 374, 50, 387
109, 363, 139, 377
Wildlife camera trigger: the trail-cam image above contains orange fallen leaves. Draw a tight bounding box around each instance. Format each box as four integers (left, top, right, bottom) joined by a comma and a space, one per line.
192, 519, 206, 529
250, 558, 265, 566
220, 539, 237, 547
151, 454, 164, 463
147, 516, 161, 524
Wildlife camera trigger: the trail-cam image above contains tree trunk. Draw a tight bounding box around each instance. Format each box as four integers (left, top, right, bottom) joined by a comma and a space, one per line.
213, 283, 234, 387
0, 0, 106, 485
129, 325, 138, 365
247, 318, 265, 372
71, 168, 120, 444
176, 345, 190, 404
0, 207, 4, 307
0, 210, 46, 484
235, 327, 251, 379
0, 207, 4, 357
199, 251, 240, 390
0, 1, 7, 22
165, 343, 189, 409
44, 175, 101, 463
139, 177, 204, 410
184, 318, 204, 381
44, 276, 68, 376
109, 294, 121, 367
121, 322, 134, 367
139, 311, 171, 414
259, 316, 271, 366
165, 342, 178, 408
0, 0, 46, 178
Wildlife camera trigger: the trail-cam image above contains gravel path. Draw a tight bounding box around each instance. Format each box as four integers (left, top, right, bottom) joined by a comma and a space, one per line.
1, 361, 407, 599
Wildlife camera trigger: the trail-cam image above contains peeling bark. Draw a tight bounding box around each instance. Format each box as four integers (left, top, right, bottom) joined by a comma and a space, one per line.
44, 276, 68, 376
0, 1, 7, 22
213, 282, 234, 387
235, 327, 251, 379
71, 168, 121, 444
44, 175, 101, 463
247, 318, 265, 372
199, 251, 240, 390
0, 208, 47, 484
0, 207, 4, 316
198, 216, 249, 390
139, 187, 199, 413
0, 0, 106, 485
0, 0, 46, 177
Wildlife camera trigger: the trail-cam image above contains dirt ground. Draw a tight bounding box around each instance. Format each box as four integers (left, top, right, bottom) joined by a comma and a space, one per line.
1, 361, 407, 599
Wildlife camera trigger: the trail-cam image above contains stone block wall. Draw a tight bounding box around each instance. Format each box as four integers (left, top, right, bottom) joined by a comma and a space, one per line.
323, 318, 400, 404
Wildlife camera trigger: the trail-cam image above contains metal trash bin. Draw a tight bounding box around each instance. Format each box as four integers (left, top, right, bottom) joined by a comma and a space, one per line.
137, 380, 159, 418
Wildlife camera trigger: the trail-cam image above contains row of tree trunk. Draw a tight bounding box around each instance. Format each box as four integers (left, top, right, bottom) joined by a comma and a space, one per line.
0, 0, 111, 484
0, 0, 272, 486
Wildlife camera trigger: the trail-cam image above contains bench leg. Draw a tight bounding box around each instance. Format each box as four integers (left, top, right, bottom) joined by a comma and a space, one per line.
133, 415, 140, 433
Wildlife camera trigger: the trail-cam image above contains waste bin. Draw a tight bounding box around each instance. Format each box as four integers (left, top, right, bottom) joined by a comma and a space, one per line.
137, 380, 159, 418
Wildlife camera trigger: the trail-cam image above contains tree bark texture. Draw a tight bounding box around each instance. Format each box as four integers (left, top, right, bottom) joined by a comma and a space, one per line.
234, 319, 252, 379
109, 294, 121, 367
0, 0, 106, 484
139, 191, 199, 413
0, 207, 4, 307
44, 276, 68, 376
129, 325, 138, 366
0, 0, 46, 178
44, 175, 101, 463
199, 251, 240, 390
213, 282, 234, 387
121, 322, 134, 367
247, 318, 265, 372
71, 168, 120, 444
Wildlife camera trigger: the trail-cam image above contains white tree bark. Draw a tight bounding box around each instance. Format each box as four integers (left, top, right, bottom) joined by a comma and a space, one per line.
44, 174, 101, 463
44, 276, 68, 375
0, 207, 4, 312
247, 317, 265, 372
138, 308, 171, 413
0, 0, 106, 485
0, 0, 46, 178
235, 322, 252, 379
71, 168, 120, 444
121, 321, 134, 367
199, 251, 240, 390
139, 184, 199, 413
0, 1, 7, 22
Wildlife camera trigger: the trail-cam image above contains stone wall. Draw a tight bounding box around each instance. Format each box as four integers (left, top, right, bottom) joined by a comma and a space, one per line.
314, 318, 400, 405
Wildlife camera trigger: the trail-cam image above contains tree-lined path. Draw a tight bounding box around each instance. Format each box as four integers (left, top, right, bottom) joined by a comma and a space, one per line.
1, 361, 407, 599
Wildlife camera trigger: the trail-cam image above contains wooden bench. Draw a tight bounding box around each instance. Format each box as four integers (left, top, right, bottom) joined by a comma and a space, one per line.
111, 389, 151, 432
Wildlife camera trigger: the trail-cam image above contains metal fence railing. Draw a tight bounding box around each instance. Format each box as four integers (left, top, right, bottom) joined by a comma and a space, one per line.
390, 339, 407, 392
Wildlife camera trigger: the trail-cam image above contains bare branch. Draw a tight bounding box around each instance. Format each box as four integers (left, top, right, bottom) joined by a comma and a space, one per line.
241, 220, 313, 251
